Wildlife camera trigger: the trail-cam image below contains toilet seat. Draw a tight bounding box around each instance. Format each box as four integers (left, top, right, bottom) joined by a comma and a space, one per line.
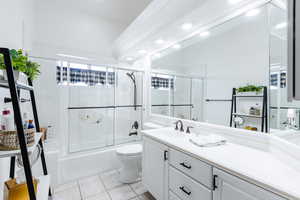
116, 144, 142, 156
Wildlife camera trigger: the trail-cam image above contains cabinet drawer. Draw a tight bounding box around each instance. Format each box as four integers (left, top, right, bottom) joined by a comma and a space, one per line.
169, 166, 212, 200
169, 148, 212, 188
169, 191, 182, 200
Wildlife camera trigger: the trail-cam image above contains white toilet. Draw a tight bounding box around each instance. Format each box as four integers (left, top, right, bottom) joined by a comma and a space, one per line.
116, 144, 143, 183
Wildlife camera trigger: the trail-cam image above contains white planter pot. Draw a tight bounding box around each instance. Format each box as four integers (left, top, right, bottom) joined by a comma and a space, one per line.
2, 70, 27, 83
237, 91, 262, 96
3, 70, 19, 81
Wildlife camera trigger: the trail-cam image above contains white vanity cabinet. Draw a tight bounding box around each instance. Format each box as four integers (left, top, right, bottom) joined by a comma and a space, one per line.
213, 168, 286, 200
142, 136, 287, 200
142, 137, 169, 200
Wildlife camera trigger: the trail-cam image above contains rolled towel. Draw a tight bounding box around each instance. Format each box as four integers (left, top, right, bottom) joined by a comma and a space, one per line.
189, 135, 226, 147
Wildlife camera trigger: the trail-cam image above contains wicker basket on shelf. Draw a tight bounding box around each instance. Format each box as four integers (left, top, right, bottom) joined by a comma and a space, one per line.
0, 129, 35, 150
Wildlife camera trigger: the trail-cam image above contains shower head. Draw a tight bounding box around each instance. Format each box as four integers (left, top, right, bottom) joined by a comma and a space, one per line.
126, 72, 136, 83
126, 72, 137, 110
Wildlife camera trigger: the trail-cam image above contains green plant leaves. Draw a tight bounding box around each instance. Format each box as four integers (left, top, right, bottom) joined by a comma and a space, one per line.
237, 85, 263, 93
0, 49, 40, 80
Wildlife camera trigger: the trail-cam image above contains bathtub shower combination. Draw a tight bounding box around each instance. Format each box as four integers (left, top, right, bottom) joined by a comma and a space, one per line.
56, 62, 144, 153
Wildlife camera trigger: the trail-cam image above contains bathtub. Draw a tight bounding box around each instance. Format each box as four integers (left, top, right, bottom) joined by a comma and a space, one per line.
57, 142, 141, 184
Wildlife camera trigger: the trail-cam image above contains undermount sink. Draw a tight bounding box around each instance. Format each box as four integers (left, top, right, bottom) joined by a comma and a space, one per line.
189, 134, 227, 147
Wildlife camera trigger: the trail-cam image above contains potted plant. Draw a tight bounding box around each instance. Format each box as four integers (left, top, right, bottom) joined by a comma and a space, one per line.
26, 60, 40, 81
237, 85, 264, 95
0, 49, 40, 81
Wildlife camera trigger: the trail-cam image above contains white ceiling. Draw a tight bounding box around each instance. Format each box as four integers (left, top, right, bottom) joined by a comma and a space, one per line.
113, 0, 287, 61
53, 0, 153, 25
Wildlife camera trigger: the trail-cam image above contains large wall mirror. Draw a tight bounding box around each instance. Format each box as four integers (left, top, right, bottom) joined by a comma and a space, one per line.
151, 2, 297, 139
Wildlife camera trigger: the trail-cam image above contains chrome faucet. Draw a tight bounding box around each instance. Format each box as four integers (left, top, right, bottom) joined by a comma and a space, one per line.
186, 126, 194, 134
174, 120, 184, 132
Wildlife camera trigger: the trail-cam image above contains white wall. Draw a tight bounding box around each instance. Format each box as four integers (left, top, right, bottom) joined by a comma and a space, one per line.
0, 0, 35, 198
32, 0, 127, 64
0, 0, 35, 50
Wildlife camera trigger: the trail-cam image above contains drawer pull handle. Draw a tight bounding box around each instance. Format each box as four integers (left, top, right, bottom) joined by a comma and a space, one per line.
179, 186, 191, 196
180, 162, 191, 169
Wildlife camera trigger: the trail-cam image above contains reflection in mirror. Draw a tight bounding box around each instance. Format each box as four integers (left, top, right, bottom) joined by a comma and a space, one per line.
151, 5, 270, 130
269, 4, 300, 146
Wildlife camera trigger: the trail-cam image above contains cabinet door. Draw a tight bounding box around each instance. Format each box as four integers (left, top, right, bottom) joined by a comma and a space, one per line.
213, 168, 285, 200
142, 137, 169, 200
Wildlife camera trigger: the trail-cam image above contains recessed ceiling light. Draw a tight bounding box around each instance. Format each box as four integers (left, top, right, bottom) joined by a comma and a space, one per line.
154, 53, 161, 58
199, 31, 210, 37
181, 23, 193, 31
138, 50, 147, 54
155, 39, 165, 44
275, 22, 287, 29
173, 44, 181, 50
126, 57, 133, 61
228, 0, 244, 4
245, 9, 260, 17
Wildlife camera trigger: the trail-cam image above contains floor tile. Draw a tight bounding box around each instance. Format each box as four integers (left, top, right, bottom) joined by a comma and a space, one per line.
79, 175, 106, 198
130, 182, 147, 195
108, 185, 137, 200
53, 185, 82, 200
54, 181, 78, 194
84, 191, 111, 200
138, 192, 156, 200
100, 170, 124, 189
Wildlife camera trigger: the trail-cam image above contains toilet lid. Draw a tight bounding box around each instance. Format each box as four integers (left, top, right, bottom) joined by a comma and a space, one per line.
116, 144, 143, 156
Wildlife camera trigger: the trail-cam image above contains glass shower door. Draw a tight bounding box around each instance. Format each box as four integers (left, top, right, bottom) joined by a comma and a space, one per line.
173, 77, 192, 120
68, 66, 115, 152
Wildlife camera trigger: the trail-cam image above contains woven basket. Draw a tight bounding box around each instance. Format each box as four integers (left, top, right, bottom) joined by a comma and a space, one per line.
0, 129, 35, 150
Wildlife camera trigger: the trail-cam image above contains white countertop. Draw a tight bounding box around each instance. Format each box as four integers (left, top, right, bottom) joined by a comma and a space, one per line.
142, 127, 300, 200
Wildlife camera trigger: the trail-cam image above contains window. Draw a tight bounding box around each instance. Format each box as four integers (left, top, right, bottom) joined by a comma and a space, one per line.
56, 61, 115, 86
151, 74, 174, 89
270, 71, 286, 88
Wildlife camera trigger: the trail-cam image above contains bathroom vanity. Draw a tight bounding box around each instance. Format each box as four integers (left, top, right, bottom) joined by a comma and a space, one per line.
142, 127, 300, 200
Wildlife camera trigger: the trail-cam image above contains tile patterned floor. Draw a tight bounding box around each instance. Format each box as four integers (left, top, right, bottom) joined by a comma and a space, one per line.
53, 170, 156, 200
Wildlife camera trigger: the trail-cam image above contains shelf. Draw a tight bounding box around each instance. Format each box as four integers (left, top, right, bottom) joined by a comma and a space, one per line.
36, 175, 51, 200
0, 80, 33, 91
233, 95, 263, 98
0, 132, 43, 158
232, 113, 263, 118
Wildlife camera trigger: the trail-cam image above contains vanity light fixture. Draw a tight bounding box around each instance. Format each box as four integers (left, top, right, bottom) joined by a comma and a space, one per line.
181, 23, 193, 31
275, 22, 287, 29
199, 31, 210, 37
245, 9, 260, 17
138, 50, 147, 54
155, 39, 165, 44
173, 44, 181, 50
